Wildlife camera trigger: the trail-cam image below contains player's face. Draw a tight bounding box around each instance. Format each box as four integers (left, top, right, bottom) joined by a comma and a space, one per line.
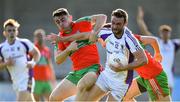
4, 26, 18, 40
111, 16, 126, 35
54, 15, 71, 29
34, 31, 44, 44
159, 30, 171, 41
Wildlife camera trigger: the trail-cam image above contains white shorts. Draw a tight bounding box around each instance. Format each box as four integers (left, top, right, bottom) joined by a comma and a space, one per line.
96, 68, 131, 101
12, 77, 35, 93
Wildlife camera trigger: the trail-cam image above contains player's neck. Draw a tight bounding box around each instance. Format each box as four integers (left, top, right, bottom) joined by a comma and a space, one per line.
62, 22, 73, 34
114, 29, 124, 39
7, 38, 16, 45
163, 39, 169, 44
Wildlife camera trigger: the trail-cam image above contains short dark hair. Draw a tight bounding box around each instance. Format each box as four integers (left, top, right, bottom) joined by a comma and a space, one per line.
52, 8, 69, 17
111, 9, 128, 23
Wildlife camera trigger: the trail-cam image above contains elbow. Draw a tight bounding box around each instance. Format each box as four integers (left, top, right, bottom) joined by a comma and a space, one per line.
98, 14, 107, 24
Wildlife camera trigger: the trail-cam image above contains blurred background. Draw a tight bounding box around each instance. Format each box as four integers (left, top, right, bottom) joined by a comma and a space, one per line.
0, 0, 180, 101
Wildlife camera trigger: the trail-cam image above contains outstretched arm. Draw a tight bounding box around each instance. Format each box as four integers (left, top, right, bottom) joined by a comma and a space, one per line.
89, 14, 107, 42
46, 14, 107, 43
137, 6, 153, 36
140, 36, 162, 62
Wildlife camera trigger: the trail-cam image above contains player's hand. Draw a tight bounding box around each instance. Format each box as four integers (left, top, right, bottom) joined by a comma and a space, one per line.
89, 31, 98, 43
137, 6, 144, 19
66, 41, 78, 52
46, 33, 62, 43
154, 53, 162, 62
5, 57, 15, 67
26, 60, 36, 69
109, 59, 126, 72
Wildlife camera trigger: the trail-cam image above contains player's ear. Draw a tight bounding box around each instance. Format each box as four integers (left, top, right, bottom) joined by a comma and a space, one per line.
3, 31, 6, 37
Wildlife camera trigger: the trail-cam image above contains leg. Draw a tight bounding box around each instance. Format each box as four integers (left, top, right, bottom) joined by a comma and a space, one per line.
33, 93, 41, 101
86, 84, 107, 101
75, 71, 97, 100
33, 81, 43, 101
106, 93, 116, 101
17, 91, 35, 101
49, 78, 77, 101
123, 79, 142, 102
43, 93, 51, 101
146, 71, 171, 101
156, 95, 171, 101
43, 81, 53, 101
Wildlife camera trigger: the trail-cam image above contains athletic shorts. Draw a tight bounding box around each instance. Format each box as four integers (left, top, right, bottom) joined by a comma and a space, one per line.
13, 77, 35, 93
34, 81, 52, 95
96, 68, 130, 101
66, 64, 101, 85
137, 71, 170, 101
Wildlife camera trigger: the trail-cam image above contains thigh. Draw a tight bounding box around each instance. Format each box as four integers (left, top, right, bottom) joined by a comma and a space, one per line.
17, 91, 34, 101
86, 72, 109, 101
50, 78, 77, 100
106, 93, 116, 102
147, 71, 170, 101
77, 71, 97, 90
87, 84, 107, 101
123, 78, 142, 101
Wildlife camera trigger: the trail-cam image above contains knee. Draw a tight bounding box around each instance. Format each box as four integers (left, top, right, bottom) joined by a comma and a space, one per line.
123, 95, 134, 101
77, 81, 88, 92
49, 93, 61, 101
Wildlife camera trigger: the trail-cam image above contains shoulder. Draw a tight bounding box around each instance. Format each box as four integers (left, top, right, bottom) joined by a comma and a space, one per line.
98, 27, 113, 41
18, 38, 32, 43
0, 41, 6, 47
172, 39, 180, 44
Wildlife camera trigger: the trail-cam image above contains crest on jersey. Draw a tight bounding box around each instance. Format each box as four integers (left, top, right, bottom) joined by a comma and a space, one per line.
17, 46, 20, 51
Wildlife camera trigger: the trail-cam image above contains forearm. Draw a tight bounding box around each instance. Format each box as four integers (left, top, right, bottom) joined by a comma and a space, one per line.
91, 14, 107, 32
32, 48, 41, 62
124, 58, 147, 71
55, 49, 70, 64
60, 32, 91, 42
151, 41, 161, 55
137, 18, 152, 36
118, 50, 148, 71
141, 36, 160, 54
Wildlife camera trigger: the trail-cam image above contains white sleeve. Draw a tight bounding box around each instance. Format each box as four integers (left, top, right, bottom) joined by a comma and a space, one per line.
22, 39, 35, 52
125, 34, 143, 53
173, 39, 180, 45
98, 28, 112, 41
